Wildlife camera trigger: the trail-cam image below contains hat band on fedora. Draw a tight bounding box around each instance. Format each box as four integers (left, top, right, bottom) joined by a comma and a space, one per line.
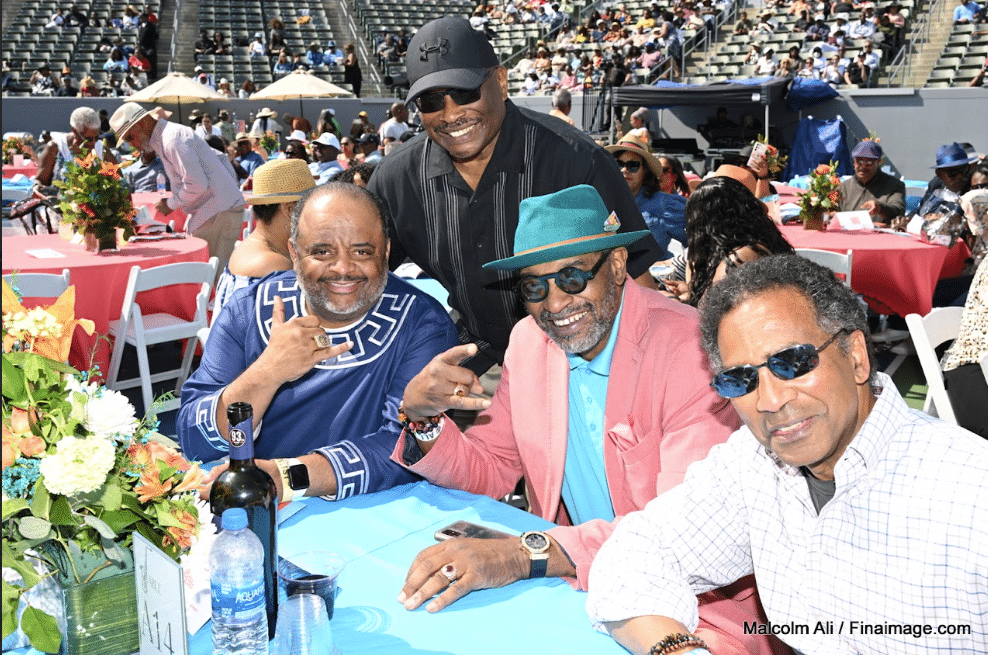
514, 233, 617, 257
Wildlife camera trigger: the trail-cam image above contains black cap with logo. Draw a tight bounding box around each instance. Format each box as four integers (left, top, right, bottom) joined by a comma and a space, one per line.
405, 17, 499, 105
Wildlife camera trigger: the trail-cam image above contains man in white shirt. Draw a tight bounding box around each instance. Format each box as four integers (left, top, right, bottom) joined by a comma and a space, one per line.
308, 133, 344, 184
111, 103, 244, 282
587, 254, 988, 655
378, 102, 410, 147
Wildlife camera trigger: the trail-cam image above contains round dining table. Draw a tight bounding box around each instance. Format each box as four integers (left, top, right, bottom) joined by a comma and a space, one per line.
781, 225, 971, 317
1, 161, 38, 179
131, 191, 190, 232
2, 233, 209, 376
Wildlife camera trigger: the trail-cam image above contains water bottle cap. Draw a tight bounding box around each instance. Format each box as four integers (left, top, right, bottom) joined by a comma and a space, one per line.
221, 507, 248, 530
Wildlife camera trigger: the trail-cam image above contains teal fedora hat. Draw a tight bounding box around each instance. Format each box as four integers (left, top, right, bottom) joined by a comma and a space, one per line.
483, 185, 650, 271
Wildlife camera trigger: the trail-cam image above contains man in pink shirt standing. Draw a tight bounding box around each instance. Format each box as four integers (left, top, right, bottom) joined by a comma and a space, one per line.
391, 185, 781, 655
110, 102, 245, 281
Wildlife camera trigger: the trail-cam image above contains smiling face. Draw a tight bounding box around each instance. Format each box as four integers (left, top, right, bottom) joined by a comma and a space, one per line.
523, 248, 627, 361
717, 287, 874, 480
290, 189, 390, 328
419, 66, 508, 166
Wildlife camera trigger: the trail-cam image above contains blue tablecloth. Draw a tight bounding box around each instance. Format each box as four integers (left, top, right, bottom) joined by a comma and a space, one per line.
194, 481, 625, 654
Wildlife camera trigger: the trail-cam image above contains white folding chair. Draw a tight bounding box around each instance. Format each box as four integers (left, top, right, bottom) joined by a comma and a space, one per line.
106, 257, 219, 414
795, 248, 853, 288
3, 269, 71, 298
905, 307, 964, 424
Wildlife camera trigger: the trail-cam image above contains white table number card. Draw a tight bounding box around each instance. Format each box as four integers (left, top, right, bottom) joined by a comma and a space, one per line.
834, 211, 875, 231
134, 532, 190, 655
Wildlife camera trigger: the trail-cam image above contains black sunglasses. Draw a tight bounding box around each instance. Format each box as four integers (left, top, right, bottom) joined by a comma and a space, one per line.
942, 166, 969, 179
415, 69, 494, 114
517, 250, 612, 303
615, 158, 642, 173
711, 329, 849, 399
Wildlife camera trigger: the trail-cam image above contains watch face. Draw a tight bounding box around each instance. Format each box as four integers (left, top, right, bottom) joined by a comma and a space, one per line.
523, 532, 549, 551
287, 464, 309, 490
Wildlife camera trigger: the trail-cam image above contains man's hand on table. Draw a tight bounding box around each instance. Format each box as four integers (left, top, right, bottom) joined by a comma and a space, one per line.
397, 537, 530, 612
402, 343, 491, 423
860, 199, 882, 217
154, 198, 173, 216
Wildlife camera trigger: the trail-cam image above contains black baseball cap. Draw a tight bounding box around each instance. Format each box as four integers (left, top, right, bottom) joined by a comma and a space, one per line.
358, 132, 380, 146
405, 17, 499, 105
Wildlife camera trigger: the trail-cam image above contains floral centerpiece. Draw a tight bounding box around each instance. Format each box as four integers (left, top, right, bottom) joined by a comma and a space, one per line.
752, 134, 787, 179
259, 130, 279, 155
797, 161, 842, 230
2, 280, 204, 654
2, 135, 33, 166
54, 151, 137, 251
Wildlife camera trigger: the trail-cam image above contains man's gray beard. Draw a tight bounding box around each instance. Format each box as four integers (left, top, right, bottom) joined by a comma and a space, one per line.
534, 273, 621, 356
296, 266, 388, 323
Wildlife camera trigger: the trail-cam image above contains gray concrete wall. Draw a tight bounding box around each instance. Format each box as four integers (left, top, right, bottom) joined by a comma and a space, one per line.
3, 87, 985, 181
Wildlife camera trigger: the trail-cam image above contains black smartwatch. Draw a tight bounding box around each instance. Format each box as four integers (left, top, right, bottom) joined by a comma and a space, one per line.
275, 457, 310, 502
520, 531, 550, 579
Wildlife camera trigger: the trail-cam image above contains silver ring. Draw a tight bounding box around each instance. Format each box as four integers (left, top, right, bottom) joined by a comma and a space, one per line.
440, 563, 457, 584
314, 333, 331, 349
453, 384, 467, 398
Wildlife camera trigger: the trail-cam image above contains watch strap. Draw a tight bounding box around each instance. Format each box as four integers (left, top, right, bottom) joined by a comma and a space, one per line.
529, 554, 548, 579
274, 458, 294, 503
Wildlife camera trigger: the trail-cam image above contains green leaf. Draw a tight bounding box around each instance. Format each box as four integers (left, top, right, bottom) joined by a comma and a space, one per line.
98, 508, 140, 533
21, 606, 62, 654
96, 481, 123, 512
82, 515, 118, 540
101, 537, 128, 565
30, 479, 51, 520
1, 542, 40, 587
1, 356, 27, 402
17, 516, 52, 541
2, 498, 30, 521
48, 496, 75, 526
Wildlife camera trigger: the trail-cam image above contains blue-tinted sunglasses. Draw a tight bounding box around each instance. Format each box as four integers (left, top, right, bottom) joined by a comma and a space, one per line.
517, 250, 612, 303
711, 329, 850, 399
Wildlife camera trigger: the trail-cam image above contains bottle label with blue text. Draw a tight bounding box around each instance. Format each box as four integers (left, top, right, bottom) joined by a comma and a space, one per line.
211, 580, 265, 622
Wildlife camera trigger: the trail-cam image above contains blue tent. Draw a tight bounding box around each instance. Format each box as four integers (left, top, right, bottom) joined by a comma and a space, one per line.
784, 115, 853, 180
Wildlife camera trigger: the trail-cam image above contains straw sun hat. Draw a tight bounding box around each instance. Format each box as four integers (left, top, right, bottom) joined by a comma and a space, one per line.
605, 135, 665, 180
247, 159, 316, 205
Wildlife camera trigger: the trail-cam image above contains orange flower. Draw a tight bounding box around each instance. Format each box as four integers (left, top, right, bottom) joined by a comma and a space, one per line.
6, 407, 35, 436
18, 434, 46, 457
74, 151, 96, 168
172, 463, 206, 494
2, 434, 17, 470
148, 441, 189, 471
135, 463, 174, 503
815, 164, 831, 175
2, 282, 95, 362
164, 506, 198, 549
98, 160, 121, 179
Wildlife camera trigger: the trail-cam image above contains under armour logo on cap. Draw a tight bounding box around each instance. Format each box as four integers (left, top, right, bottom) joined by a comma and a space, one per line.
419, 38, 449, 62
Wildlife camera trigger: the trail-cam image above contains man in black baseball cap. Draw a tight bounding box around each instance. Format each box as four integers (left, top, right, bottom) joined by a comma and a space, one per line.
368, 16, 662, 381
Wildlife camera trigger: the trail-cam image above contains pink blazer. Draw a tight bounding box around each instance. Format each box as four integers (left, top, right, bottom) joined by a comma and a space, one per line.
393, 281, 784, 655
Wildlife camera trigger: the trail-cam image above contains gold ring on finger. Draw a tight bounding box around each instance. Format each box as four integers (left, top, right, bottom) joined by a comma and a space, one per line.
314, 333, 331, 349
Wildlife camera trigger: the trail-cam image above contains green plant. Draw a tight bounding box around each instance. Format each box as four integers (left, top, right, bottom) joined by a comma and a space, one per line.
2, 281, 204, 653
798, 161, 842, 218
54, 151, 137, 241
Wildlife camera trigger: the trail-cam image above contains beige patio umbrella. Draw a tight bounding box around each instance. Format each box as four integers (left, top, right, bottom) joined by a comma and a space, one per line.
128, 72, 226, 122
250, 70, 352, 120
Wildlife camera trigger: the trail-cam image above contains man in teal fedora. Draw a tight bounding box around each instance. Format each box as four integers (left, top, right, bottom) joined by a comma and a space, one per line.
389, 185, 778, 655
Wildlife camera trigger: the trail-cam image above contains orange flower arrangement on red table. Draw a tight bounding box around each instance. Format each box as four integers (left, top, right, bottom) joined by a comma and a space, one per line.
54, 150, 138, 244
798, 161, 842, 230
2, 279, 205, 653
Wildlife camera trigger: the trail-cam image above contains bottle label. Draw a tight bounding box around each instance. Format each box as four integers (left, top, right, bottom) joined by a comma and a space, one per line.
229, 427, 247, 447
211, 579, 265, 622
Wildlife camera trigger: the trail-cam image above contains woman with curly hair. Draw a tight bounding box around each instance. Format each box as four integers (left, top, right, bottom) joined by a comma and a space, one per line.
685, 176, 794, 305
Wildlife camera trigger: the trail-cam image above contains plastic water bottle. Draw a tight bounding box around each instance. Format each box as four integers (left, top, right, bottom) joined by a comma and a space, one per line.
156, 172, 166, 193
211, 508, 269, 655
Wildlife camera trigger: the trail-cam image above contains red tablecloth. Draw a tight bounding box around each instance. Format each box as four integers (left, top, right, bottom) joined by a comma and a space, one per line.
131, 191, 190, 232
781, 225, 971, 317
2, 233, 209, 376
2, 162, 38, 178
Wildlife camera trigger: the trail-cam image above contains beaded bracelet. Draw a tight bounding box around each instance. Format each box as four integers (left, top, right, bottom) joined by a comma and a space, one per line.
649, 633, 709, 655
397, 403, 444, 441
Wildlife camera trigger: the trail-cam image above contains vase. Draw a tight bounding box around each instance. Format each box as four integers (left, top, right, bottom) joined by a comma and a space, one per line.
802, 208, 827, 231
58, 570, 139, 655
97, 233, 118, 252
83, 231, 99, 252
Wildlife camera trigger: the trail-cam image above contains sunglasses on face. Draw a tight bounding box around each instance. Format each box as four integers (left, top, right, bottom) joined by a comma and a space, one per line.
942, 166, 969, 179
517, 250, 612, 303
415, 69, 494, 114
615, 158, 643, 173
710, 329, 849, 399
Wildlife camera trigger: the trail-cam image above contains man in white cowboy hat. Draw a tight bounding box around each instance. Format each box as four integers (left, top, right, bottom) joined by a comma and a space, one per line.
110, 102, 244, 281
309, 132, 343, 184
388, 185, 776, 655
179, 182, 458, 503
368, 16, 662, 380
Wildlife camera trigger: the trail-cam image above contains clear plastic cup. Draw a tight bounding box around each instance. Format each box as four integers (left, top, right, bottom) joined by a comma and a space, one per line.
277, 551, 344, 621
272, 593, 340, 655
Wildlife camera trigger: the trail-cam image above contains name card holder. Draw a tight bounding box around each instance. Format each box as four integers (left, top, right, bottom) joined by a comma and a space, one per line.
134, 533, 190, 655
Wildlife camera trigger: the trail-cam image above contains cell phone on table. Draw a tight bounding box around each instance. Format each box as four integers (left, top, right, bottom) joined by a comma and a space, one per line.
434, 520, 514, 541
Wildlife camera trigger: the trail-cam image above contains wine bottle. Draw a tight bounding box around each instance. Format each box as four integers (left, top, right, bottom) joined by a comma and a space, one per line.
209, 402, 278, 639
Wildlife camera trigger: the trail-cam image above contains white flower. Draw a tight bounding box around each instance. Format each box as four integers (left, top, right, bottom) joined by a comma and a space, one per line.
83, 388, 139, 439
39, 435, 116, 496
